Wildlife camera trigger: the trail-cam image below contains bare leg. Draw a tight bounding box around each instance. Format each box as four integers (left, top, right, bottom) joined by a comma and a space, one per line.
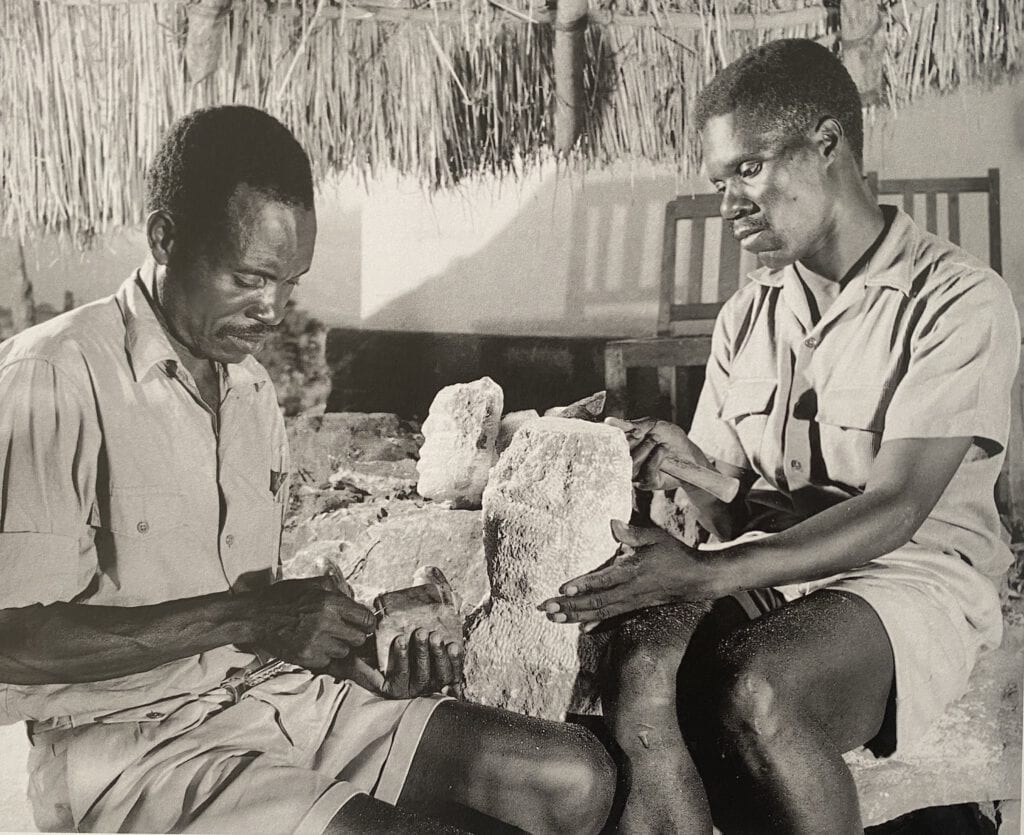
695, 590, 894, 834
599, 602, 715, 835
398, 700, 616, 835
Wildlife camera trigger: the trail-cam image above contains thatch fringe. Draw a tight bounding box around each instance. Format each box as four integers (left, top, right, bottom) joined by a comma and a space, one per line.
881, 0, 1024, 106
0, 0, 1019, 239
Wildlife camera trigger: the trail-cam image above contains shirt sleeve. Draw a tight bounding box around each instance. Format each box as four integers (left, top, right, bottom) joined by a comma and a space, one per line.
883, 275, 1021, 451
0, 358, 100, 607
687, 303, 751, 470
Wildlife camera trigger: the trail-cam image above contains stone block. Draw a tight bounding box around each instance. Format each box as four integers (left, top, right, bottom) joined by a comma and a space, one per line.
463, 417, 633, 719
286, 412, 421, 486
417, 378, 503, 508
496, 409, 539, 456
846, 620, 1023, 827
284, 501, 487, 617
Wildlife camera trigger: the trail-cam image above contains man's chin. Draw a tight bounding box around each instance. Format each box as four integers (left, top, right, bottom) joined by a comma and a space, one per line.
208, 335, 265, 363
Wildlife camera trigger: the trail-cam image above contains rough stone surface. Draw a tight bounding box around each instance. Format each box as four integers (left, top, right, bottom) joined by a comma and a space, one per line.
496, 409, 539, 456
846, 613, 1023, 827
283, 502, 487, 616
416, 377, 504, 508
463, 417, 633, 720
286, 412, 421, 487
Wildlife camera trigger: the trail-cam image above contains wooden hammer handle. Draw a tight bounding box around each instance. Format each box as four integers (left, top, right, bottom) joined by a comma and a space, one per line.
659, 456, 740, 504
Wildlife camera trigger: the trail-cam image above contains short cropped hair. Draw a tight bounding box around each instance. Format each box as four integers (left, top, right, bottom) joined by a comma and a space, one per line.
146, 105, 314, 251
693, 39, 864, 166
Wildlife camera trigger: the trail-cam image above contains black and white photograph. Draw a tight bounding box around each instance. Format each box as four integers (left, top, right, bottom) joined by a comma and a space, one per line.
0, 0, 1022, 832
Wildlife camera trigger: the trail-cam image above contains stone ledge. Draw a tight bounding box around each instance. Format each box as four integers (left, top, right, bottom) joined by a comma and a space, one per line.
847, 622, 1023, 827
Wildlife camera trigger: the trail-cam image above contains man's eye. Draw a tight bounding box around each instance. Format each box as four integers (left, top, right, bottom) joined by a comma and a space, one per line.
739, 161, 763, 178
234, 274, 266, 289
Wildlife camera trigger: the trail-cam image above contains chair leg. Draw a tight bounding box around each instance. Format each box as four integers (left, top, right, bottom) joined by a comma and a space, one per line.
604, 345, 628, 418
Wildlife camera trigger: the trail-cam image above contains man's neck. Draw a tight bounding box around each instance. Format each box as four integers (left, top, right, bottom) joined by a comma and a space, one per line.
799, 179, 886, 284
150, 269, 222, 410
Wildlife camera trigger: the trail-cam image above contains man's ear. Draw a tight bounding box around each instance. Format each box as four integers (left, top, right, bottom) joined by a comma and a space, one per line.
146, 210, 177, 266
814, 117, 844, 165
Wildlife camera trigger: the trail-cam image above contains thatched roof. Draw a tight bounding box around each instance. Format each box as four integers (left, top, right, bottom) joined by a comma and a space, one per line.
1, 0, 1021, 239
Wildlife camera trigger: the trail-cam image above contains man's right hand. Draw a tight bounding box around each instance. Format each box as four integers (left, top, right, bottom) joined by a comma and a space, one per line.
605, 417, 713, 492
251, 577, 376, 670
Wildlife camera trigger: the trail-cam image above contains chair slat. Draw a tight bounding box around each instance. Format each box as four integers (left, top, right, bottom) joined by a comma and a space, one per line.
947, 193, 961, 245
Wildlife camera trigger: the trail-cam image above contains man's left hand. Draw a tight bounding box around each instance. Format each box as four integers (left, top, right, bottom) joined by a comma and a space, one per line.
539, 520, 718, 624
330, 628, 464, 700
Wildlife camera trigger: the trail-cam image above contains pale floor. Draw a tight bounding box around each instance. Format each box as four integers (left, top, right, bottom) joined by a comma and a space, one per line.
0, 722, 34, 833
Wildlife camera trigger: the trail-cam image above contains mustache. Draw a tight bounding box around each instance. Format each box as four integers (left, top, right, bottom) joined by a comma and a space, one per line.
732, 218, 769, 238
217, 325, 278, 339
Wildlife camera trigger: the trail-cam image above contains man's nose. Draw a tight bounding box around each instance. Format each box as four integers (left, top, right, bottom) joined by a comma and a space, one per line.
719, 184, 754, 221
249, 282, 290, 326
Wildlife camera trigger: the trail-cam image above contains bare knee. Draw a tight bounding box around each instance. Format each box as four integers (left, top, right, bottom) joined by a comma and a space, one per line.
602, 606, 701, 704
708, 642, 789, 750
533, 728, 615, 835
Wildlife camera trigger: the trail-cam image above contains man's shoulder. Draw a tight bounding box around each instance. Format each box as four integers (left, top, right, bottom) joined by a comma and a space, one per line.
905, 224, 1008, 306
0, 295, 125, 377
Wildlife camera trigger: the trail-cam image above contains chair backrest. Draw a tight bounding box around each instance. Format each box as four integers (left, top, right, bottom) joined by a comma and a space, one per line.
865, 169, 1001, 273
657, 193, 757, 337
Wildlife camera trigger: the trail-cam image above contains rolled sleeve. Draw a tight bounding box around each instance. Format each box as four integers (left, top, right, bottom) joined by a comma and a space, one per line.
0, 358, 99, 607
688, 305, 750, 469
884, 279, 1021, 451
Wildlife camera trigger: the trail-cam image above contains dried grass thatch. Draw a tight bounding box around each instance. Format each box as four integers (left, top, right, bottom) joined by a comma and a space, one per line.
0, 0, 1020, 239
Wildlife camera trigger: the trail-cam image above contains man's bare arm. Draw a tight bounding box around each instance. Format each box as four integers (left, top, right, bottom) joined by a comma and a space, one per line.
0, 578, 375, 685
713, 435, 973, 593
543, 436, 973, 621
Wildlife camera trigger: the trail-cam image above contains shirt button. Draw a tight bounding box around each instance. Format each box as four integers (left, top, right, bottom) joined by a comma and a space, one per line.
136, 521, 149, 534
804, 336, 819, 349
145, 711, 163, 719
790, 459, 803, 471
225, 534, 235, 547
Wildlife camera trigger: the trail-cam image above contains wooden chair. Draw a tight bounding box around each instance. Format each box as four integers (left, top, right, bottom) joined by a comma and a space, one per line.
603, 192, 752, 423
866, 168, 1001, 272
605, 169, 1003, 422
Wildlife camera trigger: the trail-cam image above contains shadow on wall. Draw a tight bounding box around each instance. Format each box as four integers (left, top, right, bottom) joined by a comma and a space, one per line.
360, 172, 694, 339
328, 172, 703, 418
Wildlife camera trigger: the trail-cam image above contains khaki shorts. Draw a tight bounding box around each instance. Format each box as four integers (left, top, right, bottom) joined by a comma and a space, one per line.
705, 533, 1004, 756
27, 668, 449, 834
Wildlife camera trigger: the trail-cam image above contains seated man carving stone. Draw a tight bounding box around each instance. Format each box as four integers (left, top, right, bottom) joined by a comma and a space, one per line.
0, 105, 615, 835
541, 39, 1018, 834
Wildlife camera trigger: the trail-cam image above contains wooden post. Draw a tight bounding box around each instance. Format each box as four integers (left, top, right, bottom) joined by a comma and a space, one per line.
185, 0, 234, 85
840, 0, 885, 106
10, 239, 35, 334
553, 0, 589, 157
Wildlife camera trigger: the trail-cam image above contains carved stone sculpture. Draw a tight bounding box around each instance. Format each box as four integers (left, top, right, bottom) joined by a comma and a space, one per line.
416, 377, 504, 508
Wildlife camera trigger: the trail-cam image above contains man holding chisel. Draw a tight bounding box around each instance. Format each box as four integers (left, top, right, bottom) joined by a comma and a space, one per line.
542, 39, 1018, 834
0, 106, 614, 834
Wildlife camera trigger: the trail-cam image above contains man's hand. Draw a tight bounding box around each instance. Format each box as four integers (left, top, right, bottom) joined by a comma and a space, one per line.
251, 577, 376, 670
331, 629, 465, 700
605, 417, 713, 491
539, 520, 719, 624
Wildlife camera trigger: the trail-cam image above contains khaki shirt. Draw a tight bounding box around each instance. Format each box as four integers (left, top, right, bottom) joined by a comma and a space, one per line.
689, 207, 1020, 581
0, 265, 288, 723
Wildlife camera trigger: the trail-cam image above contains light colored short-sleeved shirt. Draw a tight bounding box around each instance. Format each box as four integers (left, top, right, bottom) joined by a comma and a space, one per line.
688, 206, 1020, 581
0, 264, 289, 724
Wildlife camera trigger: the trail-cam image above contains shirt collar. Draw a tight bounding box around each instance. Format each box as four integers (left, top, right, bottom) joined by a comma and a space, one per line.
745, 206, 916, 296
117, 260, 268, 392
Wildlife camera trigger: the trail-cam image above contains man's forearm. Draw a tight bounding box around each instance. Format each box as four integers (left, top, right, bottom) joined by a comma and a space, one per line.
0, 592, 258, 685
710, 489, 923, 596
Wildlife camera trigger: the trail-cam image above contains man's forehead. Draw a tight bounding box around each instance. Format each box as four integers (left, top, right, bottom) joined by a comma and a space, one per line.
700, 112, 791, 174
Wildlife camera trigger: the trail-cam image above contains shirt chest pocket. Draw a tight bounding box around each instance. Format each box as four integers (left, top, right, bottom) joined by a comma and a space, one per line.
720, 379, 777, 468
815, 386, 887, 488
89, 489, 187, 539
